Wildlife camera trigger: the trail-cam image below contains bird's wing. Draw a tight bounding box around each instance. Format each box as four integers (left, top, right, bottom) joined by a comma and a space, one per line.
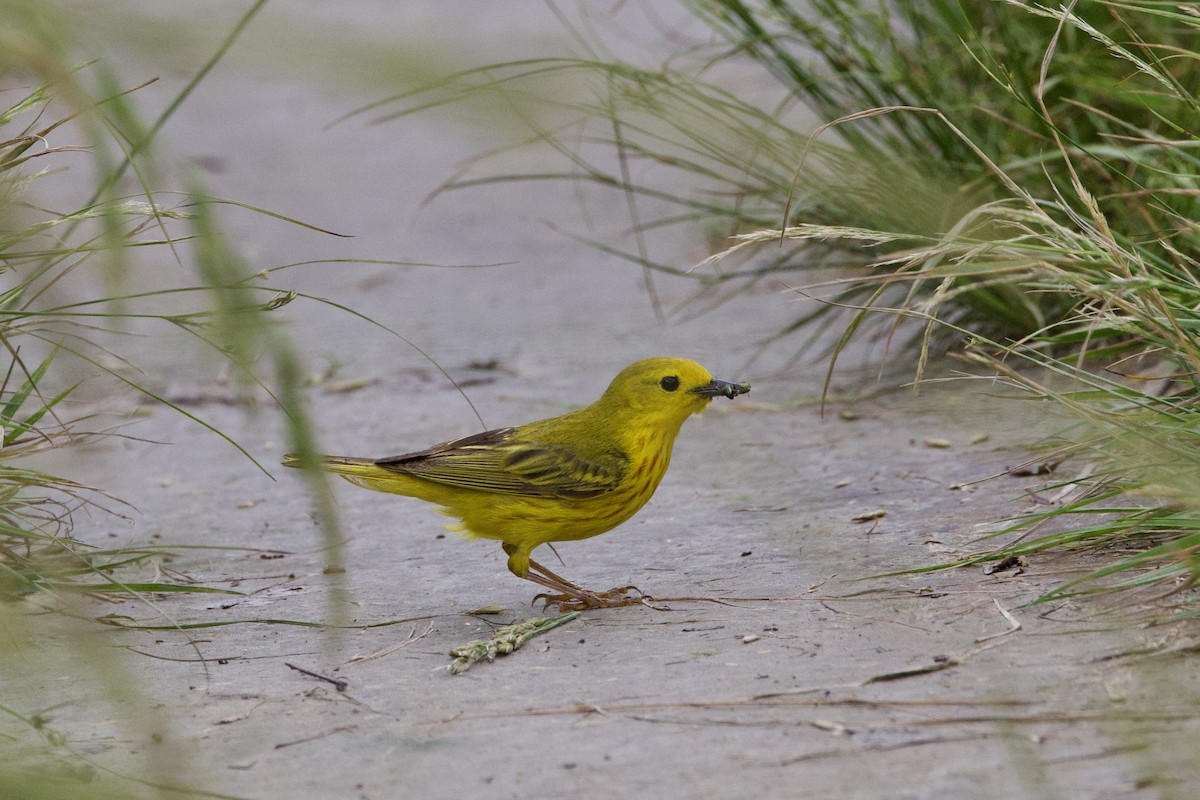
374, 427, 627, 499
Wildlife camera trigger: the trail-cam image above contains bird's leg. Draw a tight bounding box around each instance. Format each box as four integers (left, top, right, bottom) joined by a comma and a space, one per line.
526, 558, 584, 592
524, 558, 647, 611
504, 543, 650, 611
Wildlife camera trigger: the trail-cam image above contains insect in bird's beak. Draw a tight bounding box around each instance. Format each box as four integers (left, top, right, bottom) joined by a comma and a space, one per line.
691, 379, 751, 399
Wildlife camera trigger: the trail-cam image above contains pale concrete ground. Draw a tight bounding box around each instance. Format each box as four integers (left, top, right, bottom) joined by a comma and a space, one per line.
8, 4, 1200, 799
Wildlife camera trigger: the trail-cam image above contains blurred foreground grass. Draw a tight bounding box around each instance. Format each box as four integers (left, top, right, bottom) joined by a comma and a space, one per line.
0, 2, 338, 795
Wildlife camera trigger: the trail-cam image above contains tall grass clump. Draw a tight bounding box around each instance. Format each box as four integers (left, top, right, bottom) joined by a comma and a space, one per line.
369, 0, 1200, 607
698, 0, 1200, 608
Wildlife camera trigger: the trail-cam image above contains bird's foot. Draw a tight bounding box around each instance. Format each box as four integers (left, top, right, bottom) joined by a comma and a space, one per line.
533, 584, 663, 612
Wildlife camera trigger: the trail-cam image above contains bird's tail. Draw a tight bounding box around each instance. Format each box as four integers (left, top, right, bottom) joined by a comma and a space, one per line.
281, 453, 379, 476
282, 452, 439, 501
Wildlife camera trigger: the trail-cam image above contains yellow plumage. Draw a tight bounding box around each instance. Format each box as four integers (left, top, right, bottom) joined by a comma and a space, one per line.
284, 357, 749, 608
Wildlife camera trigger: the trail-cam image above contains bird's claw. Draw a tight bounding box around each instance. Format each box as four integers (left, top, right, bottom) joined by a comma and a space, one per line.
532, 584, 658, 611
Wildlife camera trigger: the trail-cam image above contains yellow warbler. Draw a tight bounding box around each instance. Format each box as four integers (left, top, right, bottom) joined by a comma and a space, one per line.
284, 357, 749, 609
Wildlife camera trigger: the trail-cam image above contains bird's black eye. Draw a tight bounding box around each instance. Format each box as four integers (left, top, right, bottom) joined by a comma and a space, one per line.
659, 375, 680, 392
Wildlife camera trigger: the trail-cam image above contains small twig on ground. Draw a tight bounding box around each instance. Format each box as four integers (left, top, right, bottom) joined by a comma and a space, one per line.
285, 662, 348, 692
447, 611, 580, 674
975, 598, 1022, 642
274, 725, 356, 750
344, 622, 436, 666
648, 595, 743, 607
779, 733, 998, 765
861, 655, 960, 684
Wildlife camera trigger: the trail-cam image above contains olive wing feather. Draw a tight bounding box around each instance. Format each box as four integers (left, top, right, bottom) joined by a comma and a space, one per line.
374, 427, 627, 499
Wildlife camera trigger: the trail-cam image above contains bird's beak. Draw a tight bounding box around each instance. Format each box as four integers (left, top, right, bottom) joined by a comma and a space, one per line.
691, 379, 751, 399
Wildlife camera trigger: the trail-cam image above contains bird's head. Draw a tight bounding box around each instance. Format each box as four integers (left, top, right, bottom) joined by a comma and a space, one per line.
597, 357, 750, 432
